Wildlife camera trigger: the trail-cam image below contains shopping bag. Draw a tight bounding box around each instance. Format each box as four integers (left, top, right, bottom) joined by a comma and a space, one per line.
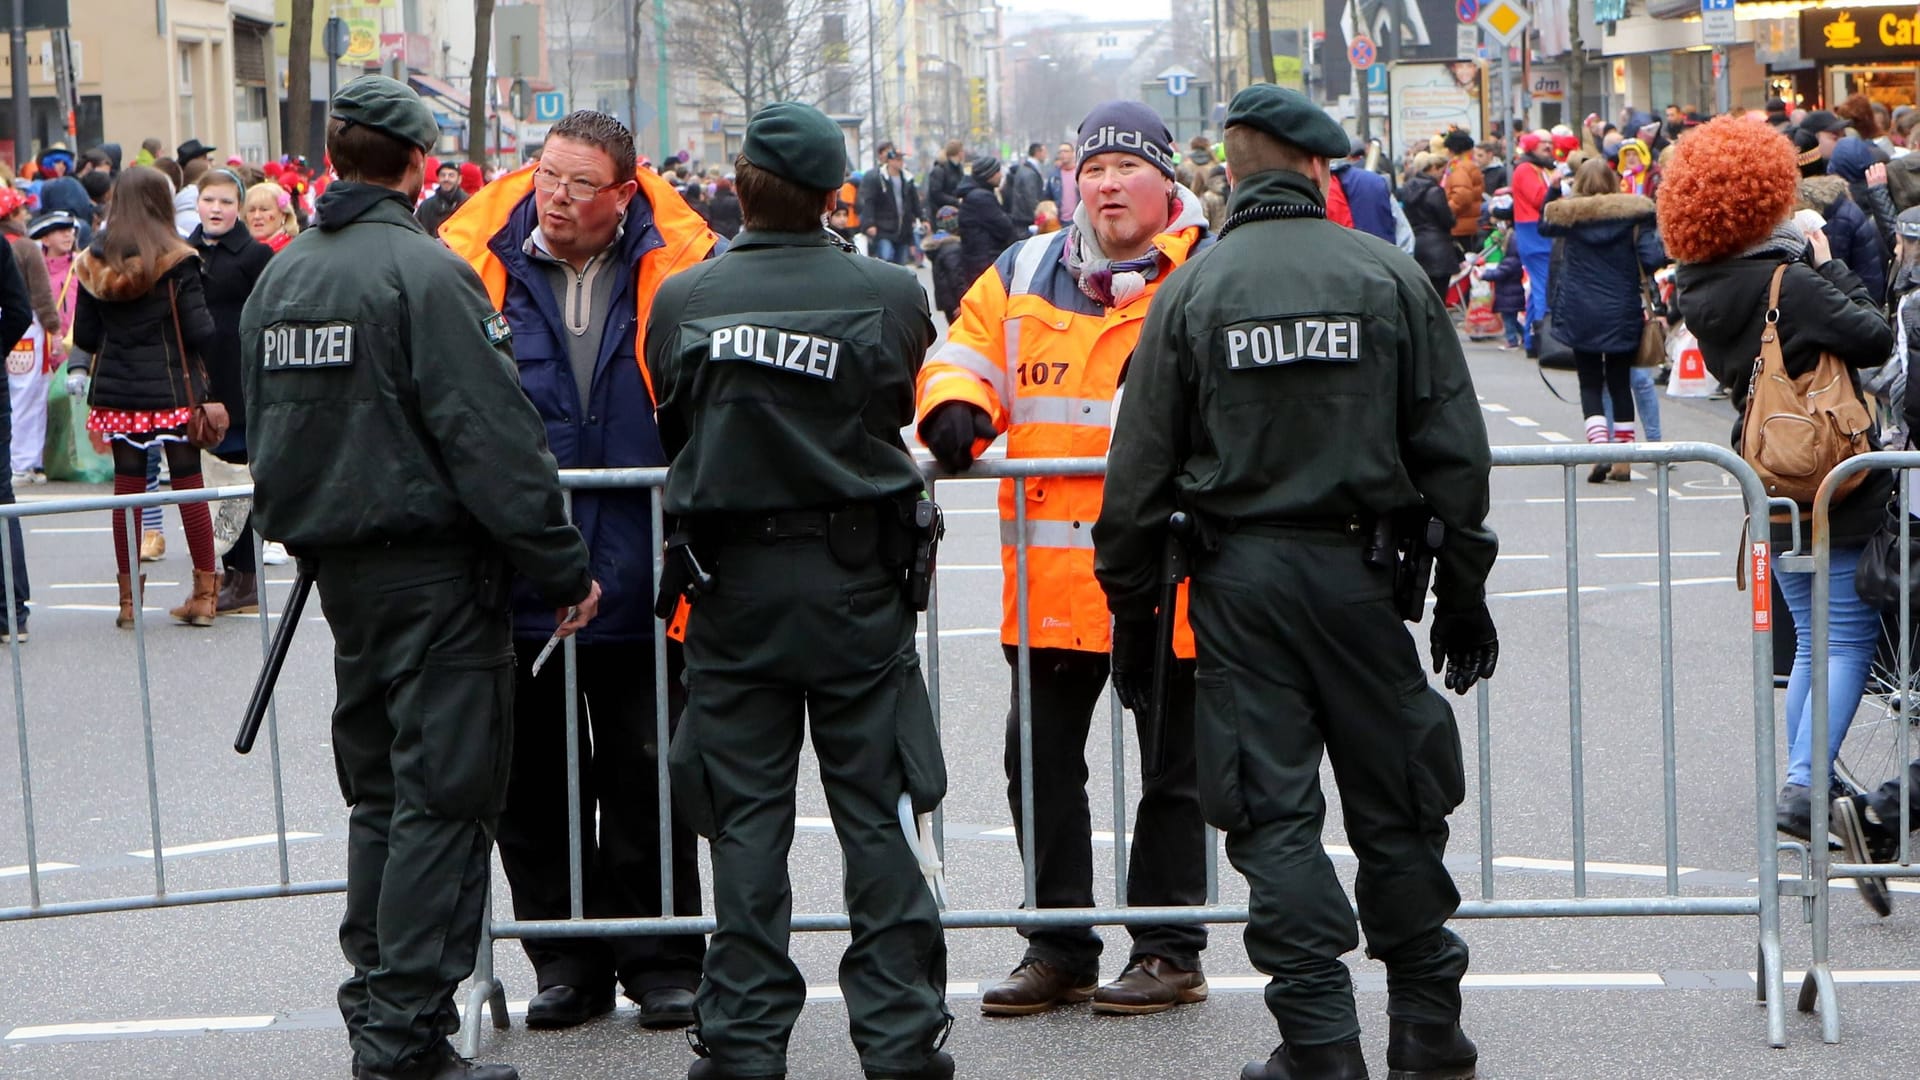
41, 360, 113, 484
1664, 323, 1714, 397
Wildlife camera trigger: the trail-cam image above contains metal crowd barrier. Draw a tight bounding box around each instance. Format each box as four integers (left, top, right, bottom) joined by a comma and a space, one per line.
1798, 451, 1920, 1044
0, 444, 1802, 1053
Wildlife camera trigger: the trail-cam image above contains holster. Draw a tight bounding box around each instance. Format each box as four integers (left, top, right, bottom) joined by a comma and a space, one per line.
653, 529, 712, 620
901, 496, 944, 612
1390, 512, 1446, 623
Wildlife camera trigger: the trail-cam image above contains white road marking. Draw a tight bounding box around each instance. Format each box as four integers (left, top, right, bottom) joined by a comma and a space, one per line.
943, 508, 998, 516
0, 861, 77, 878
1492, 857, 1699, 878
1492, 586, 1606, 599
49, 581, 181, 589
912, 628, 999, 640
5, 1015, 276, 1040
129, 832, 321, 860
936, 564, 1001, 571
1662, 491, 1744, 501
1481, 403, 1510, 413
1463, 972, 1666, 989
1637, 576, 1734, 588
1506, 416, 1539, 428
1783, 969, 1920, 984
27, 527, 109, 535
1525, 496, 1635, 504
1495, 553, 1550, 561
1537, 431, 1572, 443
1595, 551, 1720, 559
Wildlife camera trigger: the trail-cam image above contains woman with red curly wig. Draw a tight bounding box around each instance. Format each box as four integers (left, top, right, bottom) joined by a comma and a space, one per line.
1668, 116, 1894, 850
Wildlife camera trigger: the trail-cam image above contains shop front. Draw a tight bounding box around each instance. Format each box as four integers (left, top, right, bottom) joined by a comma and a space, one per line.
1796, 6, 1920, 110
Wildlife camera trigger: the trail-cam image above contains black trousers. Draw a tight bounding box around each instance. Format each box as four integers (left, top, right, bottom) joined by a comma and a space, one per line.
1002, 646, 1208, 977
1574, 349, 1635, 426
495, 639, 706, 996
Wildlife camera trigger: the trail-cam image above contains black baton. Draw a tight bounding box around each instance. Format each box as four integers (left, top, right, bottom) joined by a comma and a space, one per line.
1143, 512, 1194, 782
235, 569, 314, 755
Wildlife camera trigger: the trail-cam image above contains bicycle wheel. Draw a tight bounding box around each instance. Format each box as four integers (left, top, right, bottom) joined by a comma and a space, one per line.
1836, 611, 1920, 797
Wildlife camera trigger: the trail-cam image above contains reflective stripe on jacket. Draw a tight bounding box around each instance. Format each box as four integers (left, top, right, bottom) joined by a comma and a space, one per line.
915, 192, 1208, 655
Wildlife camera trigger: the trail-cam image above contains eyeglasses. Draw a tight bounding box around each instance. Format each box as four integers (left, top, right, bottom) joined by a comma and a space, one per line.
531, 168, 624, 203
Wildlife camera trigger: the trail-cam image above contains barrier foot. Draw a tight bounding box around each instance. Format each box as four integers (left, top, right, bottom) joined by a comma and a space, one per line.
1756, 933, 1788, 1047
1796, 964, 1840, 1043
459, 976, 500, 1057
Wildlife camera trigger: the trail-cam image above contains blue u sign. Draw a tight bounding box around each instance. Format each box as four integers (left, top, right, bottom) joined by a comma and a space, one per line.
1366, 64, 1389, 93
534, 91, 567, 122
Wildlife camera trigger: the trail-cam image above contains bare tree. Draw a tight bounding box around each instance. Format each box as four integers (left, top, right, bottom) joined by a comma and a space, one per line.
1566, 0, 1584, 137
548, 0, 620, 108
1008, 35, 1099, 148
469, 0, 497, 166
286, 0, 316, 161
669, 0, 864, 120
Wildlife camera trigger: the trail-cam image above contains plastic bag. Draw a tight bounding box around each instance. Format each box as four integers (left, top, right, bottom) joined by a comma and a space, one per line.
41, 360, 113, 484
1664, 323, 1714, 397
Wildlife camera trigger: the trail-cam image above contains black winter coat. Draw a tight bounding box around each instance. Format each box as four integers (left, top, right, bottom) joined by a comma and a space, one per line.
1395, 173, 1458, 280
925, 233, 968, 319
1800, 176, 1888, 307
958, 177, 1017, 285
859, 168, 921, 241
1675, 242, 1894, 546
188, 224, 272, 431
1003, 158, 1047, 230
1537, 193, 1663, 355
925, 159, 965, 214
71, 247, 216, 415
706, 192, 742, 239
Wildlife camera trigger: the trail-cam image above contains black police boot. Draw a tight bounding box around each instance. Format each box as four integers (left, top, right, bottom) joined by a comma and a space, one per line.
1240, 1039, 1369, 1079
1776, 784, 1812, 840
357, 1042, 518, 1080
865, 1049, 955, 1080
637, 986, 697, 1030
1385, 1020, 1478, 1079
687, 1058, 785, 1080
525, 984, 614, 1029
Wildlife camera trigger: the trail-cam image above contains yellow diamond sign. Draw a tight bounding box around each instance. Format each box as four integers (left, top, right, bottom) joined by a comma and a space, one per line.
1477, 0, 1530, 45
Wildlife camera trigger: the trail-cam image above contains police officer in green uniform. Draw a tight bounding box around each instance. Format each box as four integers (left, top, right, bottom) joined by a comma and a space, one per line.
1093, 84, 1499, 1080
240, 76, 599, 1080
643, 101, 952, 1080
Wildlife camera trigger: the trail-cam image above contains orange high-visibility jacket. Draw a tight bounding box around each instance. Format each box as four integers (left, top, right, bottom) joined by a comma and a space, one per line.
916, 198, 1208, 655
437, 161, 717, 405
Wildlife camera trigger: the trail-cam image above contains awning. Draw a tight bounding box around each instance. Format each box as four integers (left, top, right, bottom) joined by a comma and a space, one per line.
408, 73, 474, 130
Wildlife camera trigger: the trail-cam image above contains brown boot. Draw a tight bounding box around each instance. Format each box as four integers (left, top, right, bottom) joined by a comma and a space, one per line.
1091, 955, 1209, 1015
171, 568, 218, 627
1608, 461, 1632, 481
215, 570, 259, 615
979, 959, 1097, 1017
116, 573, 146, 629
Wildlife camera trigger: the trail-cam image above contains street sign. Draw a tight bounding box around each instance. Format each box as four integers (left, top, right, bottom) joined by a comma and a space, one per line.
324, 16, 350, 60
1348, 34, 1377, 70
1701, 0, 1737, 44
1455, 0, 1480, 24
1366, 63, 1389, 94
533, 91, 567, 122
1158, 65, 1199, 97
509, 78, 532, 123
1456, 24, 1479, 59
1476, 0, 1530, 45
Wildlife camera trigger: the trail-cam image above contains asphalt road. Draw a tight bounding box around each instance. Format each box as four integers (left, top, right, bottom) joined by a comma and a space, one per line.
3, 326, 1918, 1079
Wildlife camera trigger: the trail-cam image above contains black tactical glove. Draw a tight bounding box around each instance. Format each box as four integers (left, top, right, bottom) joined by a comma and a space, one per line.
919, 401, 995, 472
1109, 614, 1160, 715
1429, 603, 1499, 695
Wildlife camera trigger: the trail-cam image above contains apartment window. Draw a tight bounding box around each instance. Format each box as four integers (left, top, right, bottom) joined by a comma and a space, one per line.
177, 44, 196, 139
1098, 34, 1118, 48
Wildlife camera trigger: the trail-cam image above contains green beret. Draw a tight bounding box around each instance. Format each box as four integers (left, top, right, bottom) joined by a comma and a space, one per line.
740, 102, 846, 192
332, 75, 439, 152
1224, 84, 1351, 160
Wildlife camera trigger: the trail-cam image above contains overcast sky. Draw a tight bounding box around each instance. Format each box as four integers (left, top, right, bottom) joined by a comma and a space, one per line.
1000, 0, 1176, 26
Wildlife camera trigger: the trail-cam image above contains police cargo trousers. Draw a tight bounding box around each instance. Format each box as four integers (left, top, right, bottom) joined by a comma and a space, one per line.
671, 536, 950, 1078
1188, 530, 1469, 1048
315, 549, 514, 1072
1000, 646, 1208, 977
496, 640, 706, 996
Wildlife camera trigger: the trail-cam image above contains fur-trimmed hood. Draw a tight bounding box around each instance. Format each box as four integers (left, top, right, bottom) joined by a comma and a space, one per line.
71, 245, 196, 302
1797, 174, 1850, 216
1541, 192, 1655, 227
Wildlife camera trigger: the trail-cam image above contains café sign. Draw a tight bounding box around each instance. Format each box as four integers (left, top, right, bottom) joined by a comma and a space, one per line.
1799, 7, 1920, 61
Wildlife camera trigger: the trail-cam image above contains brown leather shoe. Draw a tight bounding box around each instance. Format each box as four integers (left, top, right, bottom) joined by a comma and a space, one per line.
1090, 955, 1208, 1015
979, 959, 1096, 1017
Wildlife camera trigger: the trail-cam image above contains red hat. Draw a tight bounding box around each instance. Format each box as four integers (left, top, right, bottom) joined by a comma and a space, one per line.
459, 161, 484, 194
0, 187, 28, 219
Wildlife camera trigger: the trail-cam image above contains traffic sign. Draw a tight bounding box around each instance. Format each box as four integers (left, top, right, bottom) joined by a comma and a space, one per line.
1366, 63, 1389, 94
533, 91, 567, 122
508, 78, 531, 122
1476, 0, 1530, 45
1701, 0, 1736, 44
1157, 65, 1199, 98
1455, 0, 1480, 24
1348, 34, 1376, 70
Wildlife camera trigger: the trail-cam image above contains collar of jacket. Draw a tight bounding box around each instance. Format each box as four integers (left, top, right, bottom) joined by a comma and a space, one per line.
1539, 191, 1655, 227
193, 224, 257, 255
312, 181, 421, 232
1226, 169, 1326, 218
726, 229, 835, 251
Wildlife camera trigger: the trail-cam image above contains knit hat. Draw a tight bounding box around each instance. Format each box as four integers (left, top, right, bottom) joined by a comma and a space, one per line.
1898, 206, 1920, 241
971, 156, 1002, 183
1074, 101, 1176, 179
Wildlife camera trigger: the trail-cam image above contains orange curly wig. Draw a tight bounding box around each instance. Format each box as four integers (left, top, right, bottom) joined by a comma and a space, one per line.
1656, 116, 1799, 264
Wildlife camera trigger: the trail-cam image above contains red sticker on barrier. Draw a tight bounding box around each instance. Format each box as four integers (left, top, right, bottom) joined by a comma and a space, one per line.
1751, 541, 1771, 631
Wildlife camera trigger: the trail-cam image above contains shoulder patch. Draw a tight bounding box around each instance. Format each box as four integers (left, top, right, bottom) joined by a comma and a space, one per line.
483, 311, 512, 346
1220, 315, 1364, 369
